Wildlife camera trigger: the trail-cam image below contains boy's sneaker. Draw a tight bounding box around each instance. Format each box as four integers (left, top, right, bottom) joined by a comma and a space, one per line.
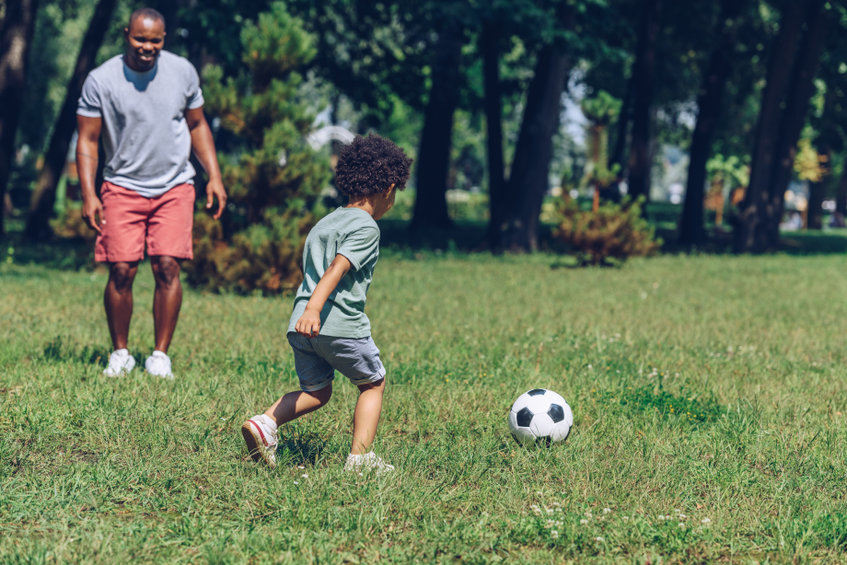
145, 350, 173, 379
241, 414, 278, 468
103, 349, 135, 377
344, 452, 395, 474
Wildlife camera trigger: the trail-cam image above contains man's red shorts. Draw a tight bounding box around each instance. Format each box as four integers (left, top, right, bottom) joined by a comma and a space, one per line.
94, 181, 195, 263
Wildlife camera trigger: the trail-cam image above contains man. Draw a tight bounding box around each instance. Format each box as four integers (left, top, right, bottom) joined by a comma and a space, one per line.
77, 8, 226, 379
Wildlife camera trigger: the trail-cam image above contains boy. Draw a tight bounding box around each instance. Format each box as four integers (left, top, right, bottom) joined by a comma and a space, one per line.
241, 134, 412, 473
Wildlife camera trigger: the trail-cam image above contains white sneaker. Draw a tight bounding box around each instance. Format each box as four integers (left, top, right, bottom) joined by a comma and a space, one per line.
241, 414, 278, 468
145, 350, 173, 379
344, 452, 395, 474
103, 349, 135, 377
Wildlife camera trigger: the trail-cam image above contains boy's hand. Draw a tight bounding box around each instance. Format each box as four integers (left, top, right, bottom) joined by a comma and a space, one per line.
295, 309, 322, 337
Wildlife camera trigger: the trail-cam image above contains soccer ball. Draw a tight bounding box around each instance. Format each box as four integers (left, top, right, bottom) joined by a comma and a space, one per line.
508, 388, 573, 446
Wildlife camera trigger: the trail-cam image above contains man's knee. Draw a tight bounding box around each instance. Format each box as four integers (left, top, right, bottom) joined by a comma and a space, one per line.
151, 256, 181, 286
108, 262, 138, 291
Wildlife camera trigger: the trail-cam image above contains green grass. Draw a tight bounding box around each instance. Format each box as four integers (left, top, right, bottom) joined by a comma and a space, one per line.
2, 244, 847, 563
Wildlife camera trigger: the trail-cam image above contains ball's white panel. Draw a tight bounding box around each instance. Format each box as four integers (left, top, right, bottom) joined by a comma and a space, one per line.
529, 413, 555, 438
549, 420, 571, 442
562, 401, 574, 427
525, 395, 551, 416
508, 410, 519, 433
510, 424, 537, 445
543, 389, 567, 407
510, 392, 534, 414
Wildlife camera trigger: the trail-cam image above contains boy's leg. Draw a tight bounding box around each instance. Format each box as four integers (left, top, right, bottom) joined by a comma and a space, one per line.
350, 378, 385, 455
266, 385, 333, 426
242, 386, 332, 467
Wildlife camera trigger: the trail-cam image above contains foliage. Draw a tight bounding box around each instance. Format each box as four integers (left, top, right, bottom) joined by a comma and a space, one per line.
794, 137, 829, 183
706, 153, 749, 192
580, 90, 621, 191
48, 206, 96, 246
183, 2, 330, 295
552, 196, 661, 265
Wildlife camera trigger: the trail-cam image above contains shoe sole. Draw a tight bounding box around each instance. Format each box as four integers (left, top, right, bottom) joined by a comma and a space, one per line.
241, 420, 276, 468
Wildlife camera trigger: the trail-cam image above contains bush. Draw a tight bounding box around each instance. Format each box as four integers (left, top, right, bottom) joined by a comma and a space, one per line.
552, 196, 662, 266
50, 207, 97, 246
184, 206, 315, 295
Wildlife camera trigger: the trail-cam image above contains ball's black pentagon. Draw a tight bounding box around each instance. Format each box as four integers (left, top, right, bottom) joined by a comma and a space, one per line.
548, 403, 565, 423
516, 407, 534, 427
527, 388, 547, 396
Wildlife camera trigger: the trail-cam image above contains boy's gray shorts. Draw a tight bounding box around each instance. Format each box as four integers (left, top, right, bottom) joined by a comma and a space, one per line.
287, 332, 386, 392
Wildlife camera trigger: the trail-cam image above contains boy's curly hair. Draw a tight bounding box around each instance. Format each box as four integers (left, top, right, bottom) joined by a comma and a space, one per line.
334, 134, 413, 198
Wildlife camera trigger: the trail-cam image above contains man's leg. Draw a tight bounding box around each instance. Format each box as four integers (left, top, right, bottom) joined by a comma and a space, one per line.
150, 255, 182, 353
105, 261, 139, 350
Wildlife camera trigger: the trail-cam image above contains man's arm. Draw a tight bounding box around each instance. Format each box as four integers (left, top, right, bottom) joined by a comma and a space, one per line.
185, 106, 226, 219
77, 115, 103, 233
295, 254, 353, 337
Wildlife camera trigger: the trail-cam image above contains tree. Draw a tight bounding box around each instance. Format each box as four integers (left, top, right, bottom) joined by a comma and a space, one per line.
625, 0, 661, 203
735, 0, 831, 252
0, 0, 40, 237
677, 0, 746, 246
25, 0, 118, 241
500, 43, 572, 251
411, 19, 465, 231
481, 17, 507, 249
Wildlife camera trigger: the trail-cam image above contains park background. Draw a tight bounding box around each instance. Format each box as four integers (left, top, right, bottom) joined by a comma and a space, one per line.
2, 0, 847, 563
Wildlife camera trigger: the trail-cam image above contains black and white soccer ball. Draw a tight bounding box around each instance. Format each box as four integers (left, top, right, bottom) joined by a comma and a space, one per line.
508, 389, 573, 446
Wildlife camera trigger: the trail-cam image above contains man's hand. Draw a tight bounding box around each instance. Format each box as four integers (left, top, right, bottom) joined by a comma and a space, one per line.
205, 176, 227, 219
81, 196, 104, 234
295, 308, 322, 337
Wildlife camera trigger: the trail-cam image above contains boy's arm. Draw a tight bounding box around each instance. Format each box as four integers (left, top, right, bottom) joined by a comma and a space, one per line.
295, 253, 352, 337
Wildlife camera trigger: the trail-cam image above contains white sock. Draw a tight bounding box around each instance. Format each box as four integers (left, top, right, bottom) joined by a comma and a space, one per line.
114, 348, 129, 356
257, 413, 278, 433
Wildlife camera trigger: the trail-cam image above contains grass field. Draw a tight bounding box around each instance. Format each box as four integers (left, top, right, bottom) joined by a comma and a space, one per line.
2, 238, 847, 563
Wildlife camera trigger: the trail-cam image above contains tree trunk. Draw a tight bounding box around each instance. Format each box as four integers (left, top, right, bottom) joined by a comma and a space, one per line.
626, 0, 661, 202
763, 0, 830, 244
678, 0, 744, 246
806, 153, 828, 230
610, 74, 632, 176
499, 43, 571, 252
734, 1, 806, 253
25, 0, 118, 241
497, 4, 574, 252
482, 19, 506, 250
835, 153, 847, 223
0, 0, 40, 238
411, 22, 464, 231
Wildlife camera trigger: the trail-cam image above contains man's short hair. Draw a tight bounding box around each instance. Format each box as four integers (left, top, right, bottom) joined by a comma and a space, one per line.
128, 8, 165, 29
334, 134, 413, 198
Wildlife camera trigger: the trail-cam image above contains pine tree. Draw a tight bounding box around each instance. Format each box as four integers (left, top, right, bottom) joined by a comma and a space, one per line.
184, 2, 330, 294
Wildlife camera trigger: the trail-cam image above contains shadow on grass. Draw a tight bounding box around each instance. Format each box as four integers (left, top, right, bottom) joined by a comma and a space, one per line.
276, 432, 329, 466
43, 336, 111, 366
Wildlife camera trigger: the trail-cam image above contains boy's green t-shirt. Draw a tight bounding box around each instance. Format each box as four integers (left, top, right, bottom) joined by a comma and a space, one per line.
288, 207, 380, 338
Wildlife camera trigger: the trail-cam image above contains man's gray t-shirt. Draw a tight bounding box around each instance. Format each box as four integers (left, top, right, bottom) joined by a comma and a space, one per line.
77, 51, 204, 197
288, 207, 381, 339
